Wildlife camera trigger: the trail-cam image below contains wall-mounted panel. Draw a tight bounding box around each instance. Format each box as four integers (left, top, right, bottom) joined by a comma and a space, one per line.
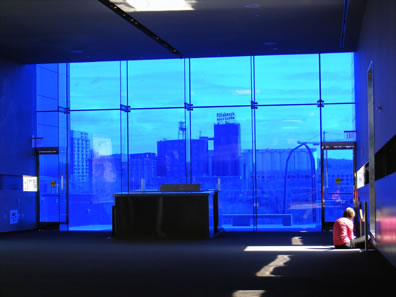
37, 65, 58, 100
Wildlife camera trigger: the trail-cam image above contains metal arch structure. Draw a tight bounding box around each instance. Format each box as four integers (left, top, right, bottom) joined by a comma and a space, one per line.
282, 143, 317, 217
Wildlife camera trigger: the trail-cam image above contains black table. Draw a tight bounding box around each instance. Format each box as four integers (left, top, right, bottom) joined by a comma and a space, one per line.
113, 191, 219, 239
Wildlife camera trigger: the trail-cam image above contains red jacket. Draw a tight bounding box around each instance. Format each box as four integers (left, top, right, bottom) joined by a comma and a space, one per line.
333, 217, 355, 246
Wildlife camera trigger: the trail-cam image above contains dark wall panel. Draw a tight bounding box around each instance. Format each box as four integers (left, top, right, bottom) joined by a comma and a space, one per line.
376, 173, 396, 268
355, 0, 396, 168
355, 0, 396, 266
0, 58, 37, 232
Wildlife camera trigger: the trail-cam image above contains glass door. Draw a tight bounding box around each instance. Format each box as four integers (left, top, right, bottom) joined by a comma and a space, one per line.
38, 152, 67, 228
322, 142, 355, 230
255, 106, 322, 231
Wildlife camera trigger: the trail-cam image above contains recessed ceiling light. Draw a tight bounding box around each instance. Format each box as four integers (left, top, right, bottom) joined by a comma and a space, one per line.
244, 4, 260, 9
263, 41, 278, 46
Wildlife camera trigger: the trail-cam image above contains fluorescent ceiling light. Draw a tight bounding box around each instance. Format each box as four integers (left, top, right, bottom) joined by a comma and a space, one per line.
112, 0, 195, 12
244, 4, 261, 9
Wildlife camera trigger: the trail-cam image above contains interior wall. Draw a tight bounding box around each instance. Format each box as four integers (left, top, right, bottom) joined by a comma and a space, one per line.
37, 64, 60, 147
355, 0, 396, 266
0, 58, 37, 232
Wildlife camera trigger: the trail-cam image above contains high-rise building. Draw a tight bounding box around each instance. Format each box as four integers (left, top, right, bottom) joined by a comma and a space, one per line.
157, 138, 209, 177
191, 137, 209, 177
213, 112, 241, 176
157, 139, 185, 177
130, 153, 157, 189
69, 130, 91, 191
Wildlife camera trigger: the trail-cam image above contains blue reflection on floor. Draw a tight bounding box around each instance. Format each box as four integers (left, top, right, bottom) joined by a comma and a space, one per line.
67, 224, 320, 232
223, 224, 321, 232
68, 225, 112, 231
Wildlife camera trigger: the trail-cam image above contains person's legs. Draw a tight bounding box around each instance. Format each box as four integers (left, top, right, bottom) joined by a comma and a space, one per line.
351, 235, 370, 249
335, 242, 352, 249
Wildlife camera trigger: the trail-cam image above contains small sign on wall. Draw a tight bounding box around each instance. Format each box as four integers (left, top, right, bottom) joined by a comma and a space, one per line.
23, 175, 37, 192
10, 210, 18, 224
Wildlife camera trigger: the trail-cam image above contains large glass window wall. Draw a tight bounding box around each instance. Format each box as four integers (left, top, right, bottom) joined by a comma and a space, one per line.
129, 108, 187, 190
69, 111, 121, 230
255, 105, 321, 230
190, 57, 252, 106
60, 53, 355, 231
254, 54, 319, 105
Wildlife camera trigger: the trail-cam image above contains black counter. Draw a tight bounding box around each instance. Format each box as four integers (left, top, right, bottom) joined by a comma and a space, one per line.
113, 191, 219, 239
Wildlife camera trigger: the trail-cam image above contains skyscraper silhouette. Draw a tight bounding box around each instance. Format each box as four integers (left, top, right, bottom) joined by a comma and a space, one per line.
213, 113, 241, 176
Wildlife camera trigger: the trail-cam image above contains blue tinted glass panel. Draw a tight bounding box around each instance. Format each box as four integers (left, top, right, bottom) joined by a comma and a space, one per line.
65, 53, 354, 232
37, 111, 58, 128
255, 105, 321, 231
321, 53, 355, 103
190, 57, 251, 107
121, 110, 128, 192
129, 109, 186, 190
322, 104, 355, 142
128, 59, 185, 108
36, 64, 58, 111
37, 111, 59, 148
58, 112, 68, 224
59, 63, 69, 108
37, 64, 58, 101
70, 62, 121, 109
255, 54, 319, 104
39, 154, 60, 222
120, 61, 128, 106
324, 149, 354, 222
68, 111, 121, 231
191, 107, 253, 230
37, 96, 58, 111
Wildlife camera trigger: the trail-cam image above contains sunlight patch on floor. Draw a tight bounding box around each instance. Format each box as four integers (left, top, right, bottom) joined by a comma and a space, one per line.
256, 255, 290, 277
291, 236, 303, 245
244, 246, 361, 252
232, 290, 265, 297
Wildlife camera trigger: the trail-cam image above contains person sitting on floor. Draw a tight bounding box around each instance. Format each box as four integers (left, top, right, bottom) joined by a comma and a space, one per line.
333, 207, 368, 249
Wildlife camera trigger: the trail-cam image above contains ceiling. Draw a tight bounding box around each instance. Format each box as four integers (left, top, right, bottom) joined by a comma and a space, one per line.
0, 0, 366, 64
